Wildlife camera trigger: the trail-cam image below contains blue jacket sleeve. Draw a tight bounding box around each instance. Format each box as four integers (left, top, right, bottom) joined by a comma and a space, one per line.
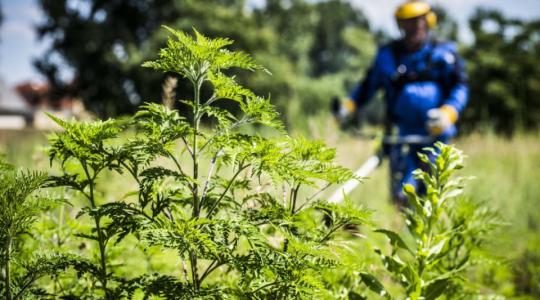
349, 49, 385, 108
445, 82, 468, 115
441, 50, 469, 115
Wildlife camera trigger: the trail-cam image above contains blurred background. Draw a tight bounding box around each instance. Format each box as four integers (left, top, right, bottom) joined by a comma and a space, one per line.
1, 0, 540, 132
0, 0, 539, 298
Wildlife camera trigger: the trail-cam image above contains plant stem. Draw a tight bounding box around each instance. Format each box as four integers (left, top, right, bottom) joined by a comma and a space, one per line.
319, 224, 343, 244
181, 136, 194, 157
5, 235, 12, 300
250, 281, 280, 295
290, 184, 300, 215
189, 251, 199, 291
295, 183, 331, 213
82, 163, 109, 297
206, 164, 247, 218
189, 77, 203, 291
199, 260, 225, 284
192, 78, 201, 218
13, 272, 38, 300
166, 150, 188, 179
200, 152, 219, 209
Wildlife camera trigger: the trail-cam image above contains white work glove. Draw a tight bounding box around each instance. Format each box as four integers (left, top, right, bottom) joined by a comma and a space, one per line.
331, 97, 356, 127
426, 105, 458, 136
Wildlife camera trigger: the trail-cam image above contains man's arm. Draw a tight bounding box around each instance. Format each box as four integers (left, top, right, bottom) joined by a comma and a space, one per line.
442, 54, 469, 118
333, 49, 385, 126
427, 50, 469, 135
349, 50, 385, 108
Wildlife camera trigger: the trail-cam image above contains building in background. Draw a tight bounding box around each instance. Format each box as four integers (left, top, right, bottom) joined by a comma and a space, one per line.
0, 78, 88, 130
0, 79, 33, 129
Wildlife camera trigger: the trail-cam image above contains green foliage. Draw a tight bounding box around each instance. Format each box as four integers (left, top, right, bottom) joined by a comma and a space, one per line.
33, 0, 540, 137
39, 28, 374, 299
0, 122, 530, 299
46, 115, 132, 298
1, 24, 511, 299
431, 4, 459, 41
35, 0, 374, 130
142, 26, 265, 81
462, 8, 540, 134
369, 143, 499, 299
0, 159, 56, 299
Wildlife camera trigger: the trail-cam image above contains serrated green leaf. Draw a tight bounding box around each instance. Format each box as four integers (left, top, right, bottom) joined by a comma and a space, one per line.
375, 229, 414, 255
423, 278, 451, 300
359, 272, 391, 299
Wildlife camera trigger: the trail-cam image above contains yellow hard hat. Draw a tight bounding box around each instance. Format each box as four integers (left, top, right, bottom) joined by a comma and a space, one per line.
395, 1, 437, 28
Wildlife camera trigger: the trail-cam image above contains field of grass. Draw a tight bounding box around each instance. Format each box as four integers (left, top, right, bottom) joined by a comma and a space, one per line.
1, 126, 539, 298
310, 120, 540, 298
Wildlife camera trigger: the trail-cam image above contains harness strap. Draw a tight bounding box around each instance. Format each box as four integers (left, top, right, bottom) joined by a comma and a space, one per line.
390, 39, 439, 90
383, 39, 439, 146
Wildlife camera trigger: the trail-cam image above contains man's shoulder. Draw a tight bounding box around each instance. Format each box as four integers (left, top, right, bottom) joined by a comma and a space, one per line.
430, 40, 460, 65
431, 40, 457, 53
375, 41, 399, 58
379, 39, 458, 53
378, 40, 401, 52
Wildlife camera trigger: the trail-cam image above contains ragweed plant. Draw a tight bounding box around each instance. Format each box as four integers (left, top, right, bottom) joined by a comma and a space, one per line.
47, 116, 133, 298
0, 159, 66, 299
46, 27, 373, 299
368, 142, 499, 299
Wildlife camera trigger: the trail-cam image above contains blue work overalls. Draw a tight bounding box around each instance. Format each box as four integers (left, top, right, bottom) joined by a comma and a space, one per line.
349, 39, 469, 202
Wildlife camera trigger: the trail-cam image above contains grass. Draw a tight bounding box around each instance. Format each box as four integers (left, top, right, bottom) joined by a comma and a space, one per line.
313, 121, 540, 298
1, 126, 539, 298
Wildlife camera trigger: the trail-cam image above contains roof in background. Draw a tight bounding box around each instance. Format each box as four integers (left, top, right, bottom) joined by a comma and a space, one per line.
0, 78, 32, 114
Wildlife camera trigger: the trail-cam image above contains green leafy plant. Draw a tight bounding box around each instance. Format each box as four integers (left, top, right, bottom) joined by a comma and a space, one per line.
0, 159, 54, 299
366, 142, 499, 299
0, 26, 506, 300
43, 27, 373, 299
47, 115, 133, 298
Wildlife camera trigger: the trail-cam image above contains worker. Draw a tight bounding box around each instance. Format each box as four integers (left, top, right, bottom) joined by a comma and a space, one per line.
333, 0, 468, 206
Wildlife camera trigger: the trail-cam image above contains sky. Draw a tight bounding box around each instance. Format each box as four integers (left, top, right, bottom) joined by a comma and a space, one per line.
351, 0, 540, 38
1, 0, 540, 87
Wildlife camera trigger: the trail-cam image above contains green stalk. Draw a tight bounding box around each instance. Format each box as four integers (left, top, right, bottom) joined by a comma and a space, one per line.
206, 164, 247, 218
53, 206, 65, 295
418, 166, 443, 283
82, 163, 109, 297
5, 235, 12, 300
189, 76, 203, 291
189, 251, 199, 291
290, 184, 300, 215
192, 78, 200, 218
94, 214, 108, 296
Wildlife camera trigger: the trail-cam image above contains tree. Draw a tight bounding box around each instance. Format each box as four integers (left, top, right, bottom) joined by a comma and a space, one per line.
35, 0, 169, 116
35, 0, 262, 118
251, 0, 376, 128
309, 0, 370, 76
462, 8, 540, 134
35, 0, 377, 127
431, 4, 459, 42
